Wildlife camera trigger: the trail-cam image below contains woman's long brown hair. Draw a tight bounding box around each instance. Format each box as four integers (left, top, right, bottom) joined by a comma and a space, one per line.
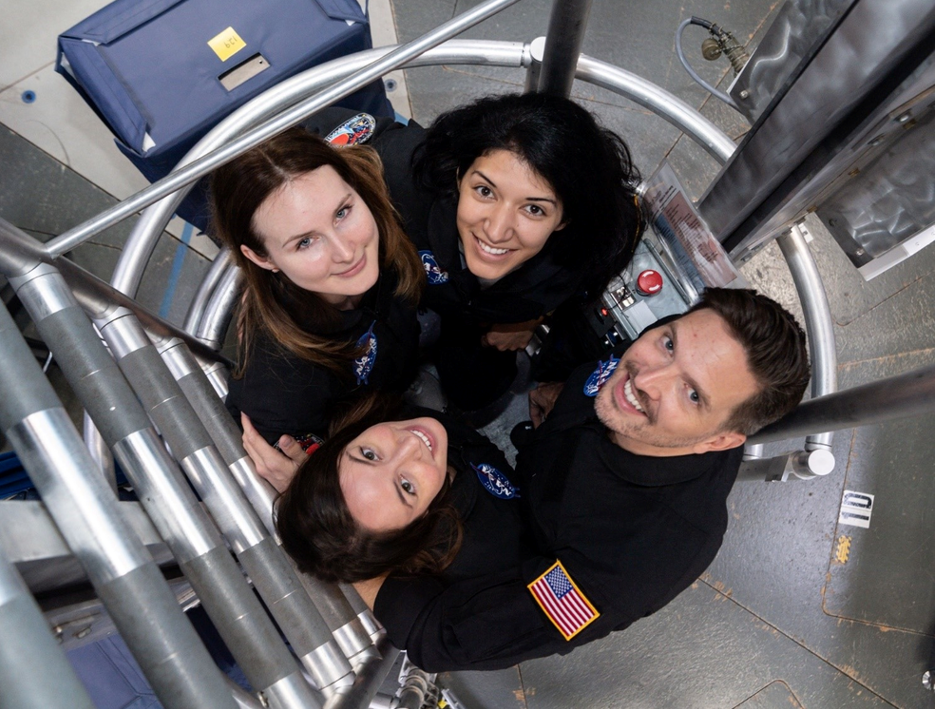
211, 127, 424, 376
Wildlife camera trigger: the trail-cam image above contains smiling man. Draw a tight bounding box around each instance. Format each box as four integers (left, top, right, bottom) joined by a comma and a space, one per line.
370, 287, 810, 671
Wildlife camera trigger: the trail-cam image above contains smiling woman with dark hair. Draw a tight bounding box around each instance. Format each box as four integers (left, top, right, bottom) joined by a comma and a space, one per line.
265, 396, 531, 584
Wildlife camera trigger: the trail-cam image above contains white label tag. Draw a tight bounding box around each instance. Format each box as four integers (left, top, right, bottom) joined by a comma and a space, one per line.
838, 490, 874, 529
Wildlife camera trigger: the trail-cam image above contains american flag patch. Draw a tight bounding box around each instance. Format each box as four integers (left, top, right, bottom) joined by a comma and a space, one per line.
528, 561, 599, 640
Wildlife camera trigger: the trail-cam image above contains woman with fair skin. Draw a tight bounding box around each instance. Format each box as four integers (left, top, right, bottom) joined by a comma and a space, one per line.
213, 128, 424, 446
273, 399, 529, 585
308, 93, 644, 413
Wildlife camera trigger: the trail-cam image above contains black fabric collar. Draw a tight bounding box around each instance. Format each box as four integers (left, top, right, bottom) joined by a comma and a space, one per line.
591, 422, 740, 487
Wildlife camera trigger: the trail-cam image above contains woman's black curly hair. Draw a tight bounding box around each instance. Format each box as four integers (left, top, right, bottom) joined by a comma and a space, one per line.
413, 92, 644, 298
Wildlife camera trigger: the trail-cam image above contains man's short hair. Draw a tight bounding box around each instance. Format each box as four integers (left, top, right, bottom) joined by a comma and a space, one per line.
690, 287, 810, 435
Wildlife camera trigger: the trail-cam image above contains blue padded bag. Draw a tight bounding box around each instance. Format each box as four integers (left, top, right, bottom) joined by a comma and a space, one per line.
56, 0, 392, 231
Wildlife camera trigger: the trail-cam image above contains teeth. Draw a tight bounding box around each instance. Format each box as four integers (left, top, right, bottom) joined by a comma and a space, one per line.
476, 236, 510, 256
412, 430, 433, 451
624, 380, 645, 413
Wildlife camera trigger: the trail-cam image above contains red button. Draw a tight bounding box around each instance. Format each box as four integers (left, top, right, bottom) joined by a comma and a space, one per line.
636, 269, 663, 296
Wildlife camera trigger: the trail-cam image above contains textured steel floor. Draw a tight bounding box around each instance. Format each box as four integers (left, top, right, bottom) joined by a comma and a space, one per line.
2, 0, 935, 706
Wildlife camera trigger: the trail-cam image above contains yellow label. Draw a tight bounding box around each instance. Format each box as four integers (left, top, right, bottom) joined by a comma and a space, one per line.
207, 27, 246, 62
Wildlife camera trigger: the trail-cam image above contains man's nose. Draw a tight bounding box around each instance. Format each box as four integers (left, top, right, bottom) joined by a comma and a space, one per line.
634, 363, 673, 399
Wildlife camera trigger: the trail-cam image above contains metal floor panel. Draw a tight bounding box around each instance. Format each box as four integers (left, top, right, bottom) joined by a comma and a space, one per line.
518, 580, 892, 709
735, 681, 805, 709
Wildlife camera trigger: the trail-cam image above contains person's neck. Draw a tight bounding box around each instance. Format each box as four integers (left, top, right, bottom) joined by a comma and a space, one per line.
607, 429, 699, 458
321, 293, 364, 311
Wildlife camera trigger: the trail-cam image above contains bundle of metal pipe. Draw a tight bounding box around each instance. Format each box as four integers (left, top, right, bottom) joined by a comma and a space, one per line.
0, 297, 237, 708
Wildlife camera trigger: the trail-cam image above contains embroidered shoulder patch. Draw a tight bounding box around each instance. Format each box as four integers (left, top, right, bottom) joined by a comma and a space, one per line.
325, 113, 376, 147
583, 355, 620, 397
528, 561, 600, 640
471, 462, 519, 499
419, 250, 449, 284
353, 321, 378, 385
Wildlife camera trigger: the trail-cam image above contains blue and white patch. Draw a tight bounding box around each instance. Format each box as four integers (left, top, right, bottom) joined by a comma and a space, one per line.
472, 462, 519, 499
419, 250, 449, 285
325, 113, 376, 147
353, 321, 378, 385
583, 355, 620, 397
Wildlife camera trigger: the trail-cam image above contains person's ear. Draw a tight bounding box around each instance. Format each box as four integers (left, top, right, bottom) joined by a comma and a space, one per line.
241, 244, 278, 272
690, 430, 746, 454
553, 218, 568, 232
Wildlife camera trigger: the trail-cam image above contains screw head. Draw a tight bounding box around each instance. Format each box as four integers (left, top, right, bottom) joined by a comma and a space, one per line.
739, 89, 750, 99
923, 670, 934, 690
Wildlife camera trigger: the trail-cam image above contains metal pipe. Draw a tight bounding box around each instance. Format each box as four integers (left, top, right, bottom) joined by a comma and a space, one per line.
184, 247, 233, 335
537, 0, 593, 96
777, 223, 837, 450
340, 584, 384, 642
96, 308, 355, 693
524, 36, 546, 92
0, 299, 236, 709
751, 362, 935, 444
158, 337, 375, 664
324, 637, 402, 709
8, 263, 320, 709
0, 545, 96, 709
0, 215, 228, 370
44, 0, 523, 260
83, 412, 117, 492
574, 54, 737, 164
300, 574, 376, 662
112, 40, 527, 299
158, 338, 277, 533
193, 260, 242, 348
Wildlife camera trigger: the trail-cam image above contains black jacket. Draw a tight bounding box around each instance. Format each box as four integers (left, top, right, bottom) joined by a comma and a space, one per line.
374, 360, 744, 672
225, 272, 419, 444
417, 407, 533, 582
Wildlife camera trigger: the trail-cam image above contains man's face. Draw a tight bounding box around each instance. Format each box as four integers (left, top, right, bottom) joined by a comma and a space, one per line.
594, 309, 759, 457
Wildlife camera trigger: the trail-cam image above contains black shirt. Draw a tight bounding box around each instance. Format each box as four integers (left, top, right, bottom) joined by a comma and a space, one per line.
417, 407, 533, 582
374, 360, 744, 672
225, 272, 419, 444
